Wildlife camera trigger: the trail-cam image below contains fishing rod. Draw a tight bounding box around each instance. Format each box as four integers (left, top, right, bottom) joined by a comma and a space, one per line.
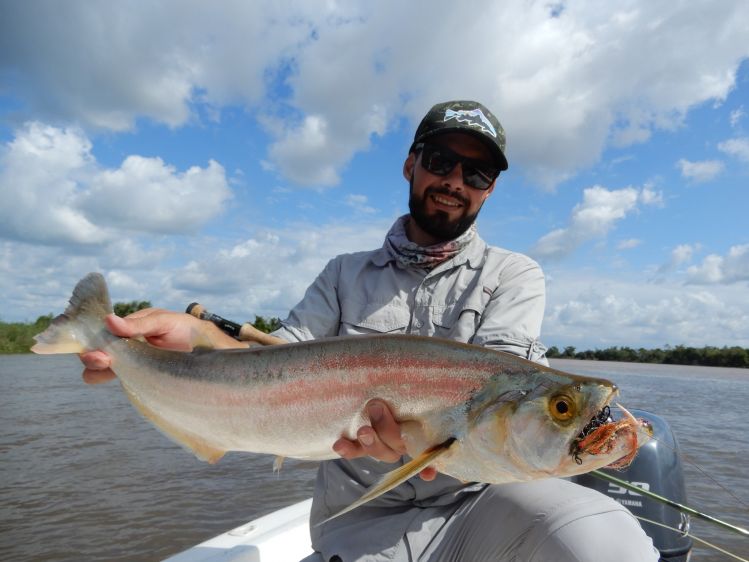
636, 516, 748, 562
185, 303, 286, 346
591, 469, 749, 538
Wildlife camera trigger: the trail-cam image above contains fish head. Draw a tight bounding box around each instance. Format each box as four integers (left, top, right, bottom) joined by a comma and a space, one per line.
458, 373, 639, 481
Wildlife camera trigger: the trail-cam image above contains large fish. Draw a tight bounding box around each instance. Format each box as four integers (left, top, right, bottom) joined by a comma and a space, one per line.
33, 273, 648, 519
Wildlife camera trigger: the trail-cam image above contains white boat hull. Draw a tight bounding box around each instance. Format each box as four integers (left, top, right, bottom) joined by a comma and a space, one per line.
163, 499, 313, 562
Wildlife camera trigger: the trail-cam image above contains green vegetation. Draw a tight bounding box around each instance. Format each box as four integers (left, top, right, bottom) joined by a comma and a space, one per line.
251, 315, 281, 334
113, 300, 152, 317
0, 314, 54, 354
546, 345, 749, 368
0, 301, 152, 354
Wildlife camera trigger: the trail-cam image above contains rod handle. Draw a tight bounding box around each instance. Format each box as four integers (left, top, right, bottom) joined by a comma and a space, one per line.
186, 303, 285, 346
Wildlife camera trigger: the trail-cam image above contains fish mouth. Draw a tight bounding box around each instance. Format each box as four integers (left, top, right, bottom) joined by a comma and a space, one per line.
568, 383, 618, 456
569, 403, 647, 468
570, 404, 613, 460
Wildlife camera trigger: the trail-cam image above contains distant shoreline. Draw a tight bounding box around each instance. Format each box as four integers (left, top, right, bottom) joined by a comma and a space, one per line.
544, 344, 748, 369
3, 318, 746, 368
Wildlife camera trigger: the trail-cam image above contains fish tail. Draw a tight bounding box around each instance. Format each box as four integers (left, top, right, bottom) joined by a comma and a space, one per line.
31, 273, 113, 354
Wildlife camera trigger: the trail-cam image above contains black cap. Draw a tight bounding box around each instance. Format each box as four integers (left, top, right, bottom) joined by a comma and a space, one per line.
410, 100, 508, 171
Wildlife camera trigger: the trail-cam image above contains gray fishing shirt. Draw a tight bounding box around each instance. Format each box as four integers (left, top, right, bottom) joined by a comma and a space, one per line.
272, 227, 548, 556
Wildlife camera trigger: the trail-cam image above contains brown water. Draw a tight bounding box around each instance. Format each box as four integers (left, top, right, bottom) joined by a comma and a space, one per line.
1, 354, 747, 561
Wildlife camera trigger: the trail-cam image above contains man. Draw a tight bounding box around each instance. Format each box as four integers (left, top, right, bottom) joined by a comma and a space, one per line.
82, 101, 658, 561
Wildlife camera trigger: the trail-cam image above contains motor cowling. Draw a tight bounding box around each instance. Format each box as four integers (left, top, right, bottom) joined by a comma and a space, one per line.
571, 409, 693, 562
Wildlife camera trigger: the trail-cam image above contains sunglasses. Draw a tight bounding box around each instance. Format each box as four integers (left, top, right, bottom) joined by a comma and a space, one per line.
414, 142, 499, 190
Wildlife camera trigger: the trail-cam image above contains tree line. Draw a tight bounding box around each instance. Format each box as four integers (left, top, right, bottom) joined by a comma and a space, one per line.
2, 308, 746, 367
546, 344, 749, 368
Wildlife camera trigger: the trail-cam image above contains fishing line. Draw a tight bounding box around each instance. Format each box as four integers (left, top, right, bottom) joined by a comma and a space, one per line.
677, 450, 749, 511
607, 405, 749, 511
591, 470, 749, 538
635, 515, 748, 562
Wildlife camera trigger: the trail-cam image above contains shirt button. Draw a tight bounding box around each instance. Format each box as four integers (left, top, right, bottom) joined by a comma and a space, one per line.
413, 320, 422, 328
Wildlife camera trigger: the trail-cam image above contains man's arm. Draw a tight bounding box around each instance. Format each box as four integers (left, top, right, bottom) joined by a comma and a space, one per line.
473, 253, 548, 364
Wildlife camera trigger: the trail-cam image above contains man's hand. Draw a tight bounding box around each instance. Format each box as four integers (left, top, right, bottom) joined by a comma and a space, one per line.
80, 308, 247, 384
332, 399, 437, 481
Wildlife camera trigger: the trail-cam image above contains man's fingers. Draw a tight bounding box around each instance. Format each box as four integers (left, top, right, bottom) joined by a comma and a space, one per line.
367, 400, 407, 455
332, 437, 363, 459
104, 313, 157, 338
419, 466, 437, 481
104, 310, 194, 351
332, 429, 402, 463
331, 401, 405, 463
80, 350, 111, 370
355, 426, 402, 462
82, 368, 116, 384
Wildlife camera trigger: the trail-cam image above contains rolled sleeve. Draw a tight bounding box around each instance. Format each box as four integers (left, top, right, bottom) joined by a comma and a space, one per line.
472, 253, 548, 364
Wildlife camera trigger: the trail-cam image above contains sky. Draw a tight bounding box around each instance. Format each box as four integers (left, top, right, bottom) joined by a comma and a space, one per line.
0, 0, 748, 350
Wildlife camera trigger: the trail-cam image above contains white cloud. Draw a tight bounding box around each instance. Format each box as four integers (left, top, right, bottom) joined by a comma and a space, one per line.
676, 158, 725, 183
0, 2, 318, 131
730, 106, 745, 127
687, 244, 749, 284
85, 157, 230, 234
617, 238, 641, 250
0, 237, 170, 322
0, 122, 108, 245
0, 216, 392, 322
267, 115, 344, 186
167, 221, 391, 318
2, 0, 748, 187
543, 270, 749, 348
530, 185, 662, 259
717, 137, 749, 162
671, 244, 696, 266
0, 122, 231, 245
345, 194, 376, 214
655, 243, 698, 276
638, 186, 664, 206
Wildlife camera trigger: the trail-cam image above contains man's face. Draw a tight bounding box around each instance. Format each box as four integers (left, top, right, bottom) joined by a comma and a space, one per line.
403, 133, 497, 244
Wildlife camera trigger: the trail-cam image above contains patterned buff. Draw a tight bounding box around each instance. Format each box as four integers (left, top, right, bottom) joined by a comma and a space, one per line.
384, 215, 476, 269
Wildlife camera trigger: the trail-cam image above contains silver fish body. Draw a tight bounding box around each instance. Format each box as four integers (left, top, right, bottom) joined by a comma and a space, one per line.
33, 273, 640, 515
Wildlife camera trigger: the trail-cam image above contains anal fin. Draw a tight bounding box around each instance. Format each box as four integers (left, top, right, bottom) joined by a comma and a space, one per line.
318, 437, 457, 525
121, 383, 226, 464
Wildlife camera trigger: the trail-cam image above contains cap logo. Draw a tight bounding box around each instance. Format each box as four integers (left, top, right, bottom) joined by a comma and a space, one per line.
443, 108, 497, 138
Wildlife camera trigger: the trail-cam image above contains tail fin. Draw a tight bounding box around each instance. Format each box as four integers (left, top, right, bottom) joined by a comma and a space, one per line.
31, 273, 113, 354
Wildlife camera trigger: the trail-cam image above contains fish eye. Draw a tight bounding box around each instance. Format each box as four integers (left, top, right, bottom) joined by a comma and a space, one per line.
549, 394, 576, 423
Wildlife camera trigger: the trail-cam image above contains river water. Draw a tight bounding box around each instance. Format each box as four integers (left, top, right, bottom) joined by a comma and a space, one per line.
1, 354, 747, 561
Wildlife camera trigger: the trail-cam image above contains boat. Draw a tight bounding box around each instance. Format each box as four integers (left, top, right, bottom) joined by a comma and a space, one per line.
164, 409, 693, 562
163, 499, 314, 562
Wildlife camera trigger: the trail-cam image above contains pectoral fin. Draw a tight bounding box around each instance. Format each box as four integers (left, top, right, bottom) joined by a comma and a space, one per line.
318, 437, 457, 525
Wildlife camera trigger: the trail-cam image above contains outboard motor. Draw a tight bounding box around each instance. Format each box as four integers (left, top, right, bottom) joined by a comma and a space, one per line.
571, 409, 693, 562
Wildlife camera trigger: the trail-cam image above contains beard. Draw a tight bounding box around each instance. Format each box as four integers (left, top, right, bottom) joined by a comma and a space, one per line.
408, 179, 482, 242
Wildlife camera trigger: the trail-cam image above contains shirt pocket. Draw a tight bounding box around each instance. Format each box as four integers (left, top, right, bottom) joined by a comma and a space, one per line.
431, 297, 485, 342
340, 301, 410, 335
